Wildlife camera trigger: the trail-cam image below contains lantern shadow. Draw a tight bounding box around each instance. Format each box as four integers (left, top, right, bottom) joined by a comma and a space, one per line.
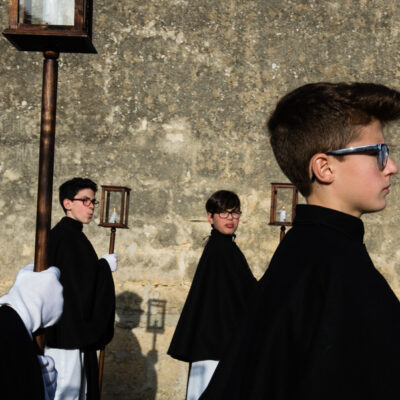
146, 299, 167, 350
102, 291, 158, 400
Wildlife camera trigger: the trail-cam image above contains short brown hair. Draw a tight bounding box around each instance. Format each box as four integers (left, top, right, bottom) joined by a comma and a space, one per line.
268, 82, 400, 196
59, 177, 97, 213
205, 190, 240, 214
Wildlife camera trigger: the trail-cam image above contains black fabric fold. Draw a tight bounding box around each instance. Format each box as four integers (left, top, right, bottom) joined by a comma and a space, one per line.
0, 305, 44, 399
168, 229, 256, 362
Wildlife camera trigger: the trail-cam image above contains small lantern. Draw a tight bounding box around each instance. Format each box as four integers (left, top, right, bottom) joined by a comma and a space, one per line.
3, 0, 96, 53
99, 185, 131, 229
269, 183, 298, 226
269, 183, 298, 241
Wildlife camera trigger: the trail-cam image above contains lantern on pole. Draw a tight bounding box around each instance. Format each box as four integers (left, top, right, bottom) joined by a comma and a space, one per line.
98, 185, 131, 396
3, 0, 98, 352
269, 183, 298, 242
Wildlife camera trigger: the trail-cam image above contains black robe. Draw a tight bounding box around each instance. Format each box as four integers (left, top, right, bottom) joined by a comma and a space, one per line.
45, 217, 115, 399
201, 205, 400, 399
168, 228, 256, 362
0, 305, 44, 400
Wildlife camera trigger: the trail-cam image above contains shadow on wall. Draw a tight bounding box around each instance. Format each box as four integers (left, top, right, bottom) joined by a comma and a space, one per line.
102, 291, 161, 400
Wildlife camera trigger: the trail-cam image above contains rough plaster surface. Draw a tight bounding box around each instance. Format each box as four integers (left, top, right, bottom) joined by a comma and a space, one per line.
1, 1, 400, 398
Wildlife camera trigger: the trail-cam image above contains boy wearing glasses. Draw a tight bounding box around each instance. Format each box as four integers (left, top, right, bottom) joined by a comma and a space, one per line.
168, 190, 256, 400
201, 83, 400, 399
45, 177, 116, 400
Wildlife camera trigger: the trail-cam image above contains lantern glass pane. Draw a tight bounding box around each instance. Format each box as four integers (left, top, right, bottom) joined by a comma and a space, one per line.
105, 191, 122, 224
276, 188, 293, 223
19, 0, 75, 26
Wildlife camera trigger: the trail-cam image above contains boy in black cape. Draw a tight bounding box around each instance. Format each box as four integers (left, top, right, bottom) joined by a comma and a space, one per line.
201, 82, 400, 399
45, 178, 117, 400
168, 190, 256, 400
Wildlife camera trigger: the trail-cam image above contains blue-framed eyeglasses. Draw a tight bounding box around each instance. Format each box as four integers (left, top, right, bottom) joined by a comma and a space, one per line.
325, 143, 389, 171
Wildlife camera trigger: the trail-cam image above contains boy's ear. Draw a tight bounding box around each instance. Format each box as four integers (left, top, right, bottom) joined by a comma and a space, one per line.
206, 212, 214, 225
310, 153, 335, 183
63, 198, 72, 212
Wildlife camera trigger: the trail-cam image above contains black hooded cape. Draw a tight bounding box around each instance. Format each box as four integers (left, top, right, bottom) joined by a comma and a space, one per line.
168, 228, 256, 362
201, 205, 400, 399
0, 305, 44, 400
45, 217, 115, 399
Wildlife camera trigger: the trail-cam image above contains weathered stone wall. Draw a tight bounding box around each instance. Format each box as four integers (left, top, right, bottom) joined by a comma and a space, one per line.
1, 1, 400, 398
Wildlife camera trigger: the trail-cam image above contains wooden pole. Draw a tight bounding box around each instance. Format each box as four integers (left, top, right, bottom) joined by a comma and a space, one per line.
109, 227, 116, 254
33, 50, 59, 352
280, 226, 286, 242
34, 50, 58, 273
98, 227, 116, 398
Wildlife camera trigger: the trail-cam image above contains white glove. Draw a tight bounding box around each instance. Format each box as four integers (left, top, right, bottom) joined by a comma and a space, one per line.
37, 355, 57, 400
102, 253, 118, 272
0, 264, 63, 336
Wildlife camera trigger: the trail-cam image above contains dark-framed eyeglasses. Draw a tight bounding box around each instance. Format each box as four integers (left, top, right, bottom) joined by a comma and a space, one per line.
325, 143, 389, 171
216, 210, 242, 219
71, 197, 99, 207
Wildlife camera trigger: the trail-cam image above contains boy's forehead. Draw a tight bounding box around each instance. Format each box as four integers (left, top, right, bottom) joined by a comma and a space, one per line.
348, 120, 384, 146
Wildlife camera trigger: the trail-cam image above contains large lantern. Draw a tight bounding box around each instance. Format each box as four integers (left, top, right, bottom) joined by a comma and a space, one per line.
3, 0, 96, 53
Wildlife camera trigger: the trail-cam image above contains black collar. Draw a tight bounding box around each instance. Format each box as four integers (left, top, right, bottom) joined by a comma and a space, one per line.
210, 228, 236, 242
60, 216, 83, 232
293, 204, 364, 242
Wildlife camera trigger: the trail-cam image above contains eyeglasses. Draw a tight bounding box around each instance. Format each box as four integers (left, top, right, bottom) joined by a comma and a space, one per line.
71, 197, 99, 207
325, 143, 389, 170
216, 210, 242, 219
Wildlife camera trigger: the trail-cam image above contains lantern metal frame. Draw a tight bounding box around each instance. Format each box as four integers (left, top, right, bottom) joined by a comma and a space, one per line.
99, 185, 131, 229
3, 0, 96, 53
269, 182, 298, 226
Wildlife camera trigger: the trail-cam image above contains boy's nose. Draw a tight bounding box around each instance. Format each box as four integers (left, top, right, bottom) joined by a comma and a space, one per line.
386, 156, 398, 175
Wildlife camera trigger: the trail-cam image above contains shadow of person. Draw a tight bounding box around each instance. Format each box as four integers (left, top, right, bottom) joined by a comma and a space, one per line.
101, 291, 158, 400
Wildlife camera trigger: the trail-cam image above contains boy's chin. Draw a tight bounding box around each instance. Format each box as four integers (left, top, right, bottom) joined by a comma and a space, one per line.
361, 203, 387, 215
217, 227, 236, 235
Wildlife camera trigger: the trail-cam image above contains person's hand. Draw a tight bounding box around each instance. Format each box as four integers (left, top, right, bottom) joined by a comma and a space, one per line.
0, 264, 63, 335
37, 355, 57, 400
102, 253, 118, 272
